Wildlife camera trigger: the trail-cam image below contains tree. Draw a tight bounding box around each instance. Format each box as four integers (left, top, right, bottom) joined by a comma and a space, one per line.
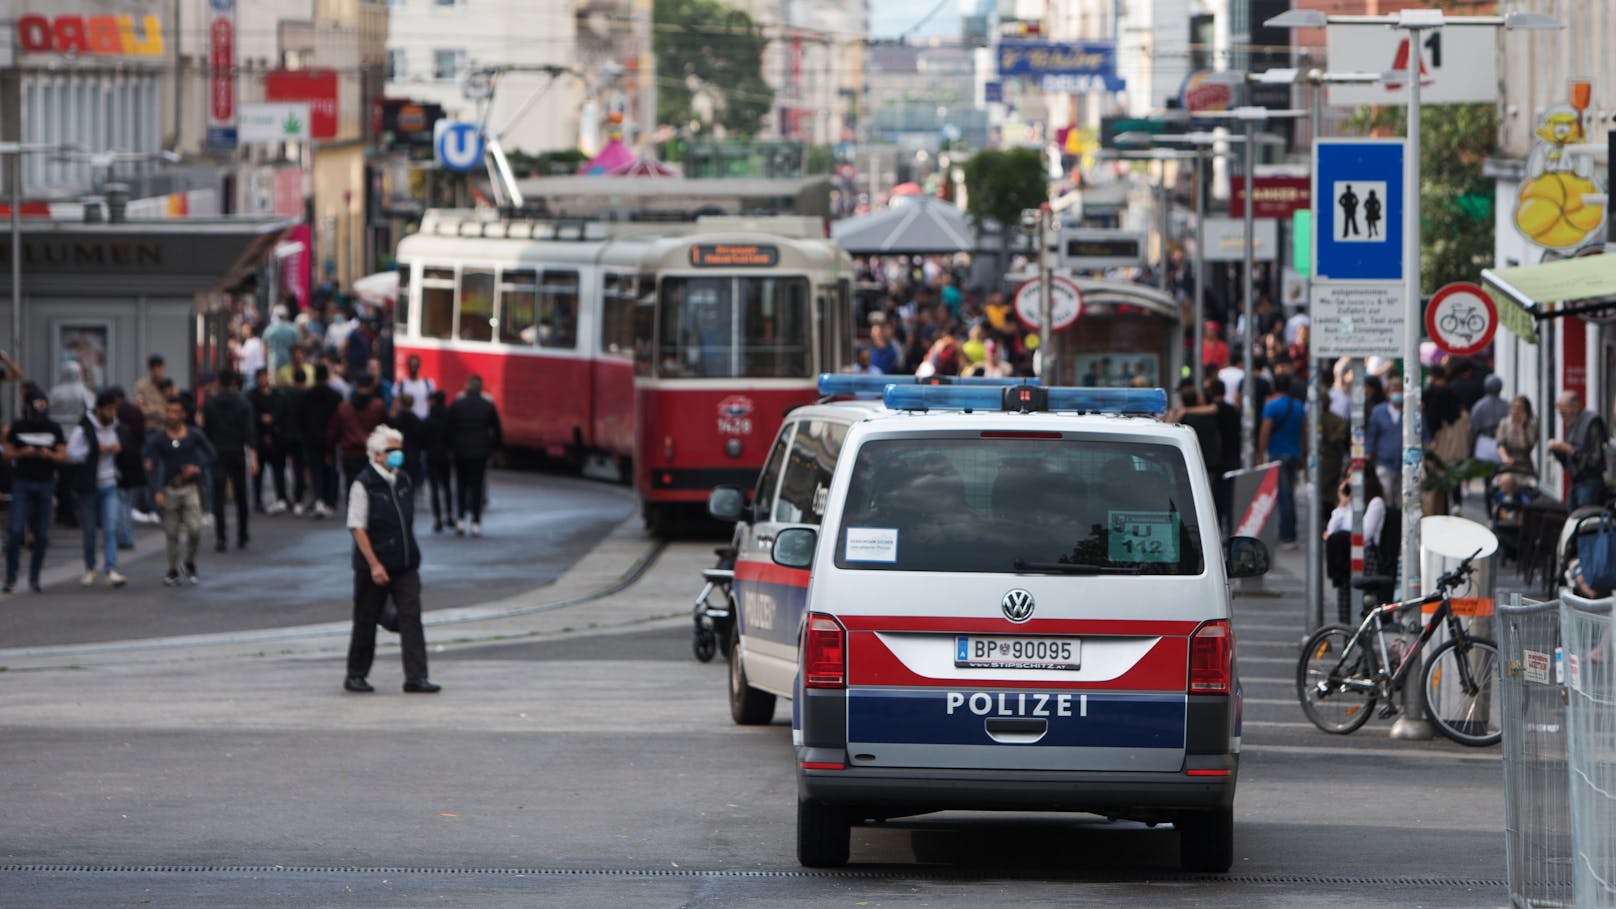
654, 0, 774, 139
1347, 102, 1496, 295
962, 148, 1048, 233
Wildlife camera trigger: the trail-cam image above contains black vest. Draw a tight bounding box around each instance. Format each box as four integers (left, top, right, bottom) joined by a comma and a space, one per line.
352, 465, 420, 573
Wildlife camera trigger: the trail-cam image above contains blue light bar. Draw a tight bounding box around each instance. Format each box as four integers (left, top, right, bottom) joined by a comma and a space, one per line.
817, 374, 1037, 398
882, 384, 1168, 415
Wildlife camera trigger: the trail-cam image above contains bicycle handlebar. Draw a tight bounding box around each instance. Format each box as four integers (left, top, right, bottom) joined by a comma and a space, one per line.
1433, 547, 1484, 592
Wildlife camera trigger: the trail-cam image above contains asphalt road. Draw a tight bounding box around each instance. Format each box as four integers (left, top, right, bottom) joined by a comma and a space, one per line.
0, 492, 1517, 908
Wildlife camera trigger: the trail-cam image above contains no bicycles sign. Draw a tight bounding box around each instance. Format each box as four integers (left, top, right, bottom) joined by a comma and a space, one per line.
1425, 281, 1498, 357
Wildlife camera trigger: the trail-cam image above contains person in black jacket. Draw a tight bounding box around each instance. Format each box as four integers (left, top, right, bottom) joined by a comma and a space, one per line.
109, 386, 145, 549
388, 392, 425, 492
344, 425, 438, 694
445, 375, 502, 537
279, 366, 308, 514
420, 390, 454, 533
200, 369, 257, 551
297, 363, 343, 519
246, 368, 289, 514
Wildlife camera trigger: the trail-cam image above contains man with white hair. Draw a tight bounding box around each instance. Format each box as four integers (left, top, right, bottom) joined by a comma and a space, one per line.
344, 424, 438, 694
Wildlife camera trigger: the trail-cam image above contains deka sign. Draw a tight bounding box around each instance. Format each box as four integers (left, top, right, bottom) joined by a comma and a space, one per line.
16, 13, 165, 57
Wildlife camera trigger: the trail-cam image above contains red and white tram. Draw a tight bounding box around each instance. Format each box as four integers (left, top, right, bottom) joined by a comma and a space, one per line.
393, 209, 855, 529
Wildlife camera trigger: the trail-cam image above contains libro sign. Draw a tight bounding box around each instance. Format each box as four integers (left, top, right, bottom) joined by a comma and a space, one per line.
16, 13, 164, 57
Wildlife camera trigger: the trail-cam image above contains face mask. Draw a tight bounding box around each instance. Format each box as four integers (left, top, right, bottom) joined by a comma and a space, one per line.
385, 451, 405, 470
1389, 393, 1404, 406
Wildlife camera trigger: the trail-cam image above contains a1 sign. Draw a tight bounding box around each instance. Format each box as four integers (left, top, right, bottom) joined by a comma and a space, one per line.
1425, 282, 1498, 357
1013, 276, 1083, 332
1326, 25, 1497, 105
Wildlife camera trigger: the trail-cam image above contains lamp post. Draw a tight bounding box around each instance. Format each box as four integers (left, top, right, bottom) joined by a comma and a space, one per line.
1267, 5, 1562, 737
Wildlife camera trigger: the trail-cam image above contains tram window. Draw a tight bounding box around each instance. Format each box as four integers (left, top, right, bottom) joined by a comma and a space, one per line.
601, 273, 636, 356
658, 277, 734, 378
395, 265, 412, 332
458, 269, 495, 342
420, 266, 456, 340
538, 270, 579, 349
633, 286, 655, 377
739, 277, 809, 378
499, 268, 538, 345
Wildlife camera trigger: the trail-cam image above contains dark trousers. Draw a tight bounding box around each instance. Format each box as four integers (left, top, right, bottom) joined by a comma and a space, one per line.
428, 457, 454, 525
212, 450, 250, 544
304, 443, 336, 508
253, 441, 287, 507
287, 443, 307, 506
5, 479, 53, 585
455, 457, 488, 523
347, 566, 427, 682
340, 454, 368, 504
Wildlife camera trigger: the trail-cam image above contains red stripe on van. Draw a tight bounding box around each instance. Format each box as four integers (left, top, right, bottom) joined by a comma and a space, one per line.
732, 560, 811, 588
847, 630, 1190, 690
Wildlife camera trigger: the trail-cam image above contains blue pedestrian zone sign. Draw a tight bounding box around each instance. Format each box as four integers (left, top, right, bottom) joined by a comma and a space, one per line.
1313, 140, 1405, 281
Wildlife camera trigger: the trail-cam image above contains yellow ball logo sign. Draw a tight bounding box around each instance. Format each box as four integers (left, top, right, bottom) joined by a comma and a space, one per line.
1514, 99, 1606, 253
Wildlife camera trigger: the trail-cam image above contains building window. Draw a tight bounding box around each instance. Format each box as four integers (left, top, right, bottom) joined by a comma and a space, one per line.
433, 49, 466, 82
386, 49, 404, 81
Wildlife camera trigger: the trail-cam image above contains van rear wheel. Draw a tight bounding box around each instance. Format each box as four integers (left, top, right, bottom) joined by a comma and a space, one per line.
728, 623, 776, 725
797, 798, 850, 867
1177, 808, 1233, 872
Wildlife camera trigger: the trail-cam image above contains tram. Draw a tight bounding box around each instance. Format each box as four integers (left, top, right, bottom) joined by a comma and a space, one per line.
393, 209, 855, 530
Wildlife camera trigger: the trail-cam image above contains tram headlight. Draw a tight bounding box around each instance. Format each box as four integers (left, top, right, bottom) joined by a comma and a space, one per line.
725, 438, 743, 459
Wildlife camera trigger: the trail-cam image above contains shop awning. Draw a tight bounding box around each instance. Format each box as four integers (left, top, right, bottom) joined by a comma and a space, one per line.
1481, 253, 1616, 345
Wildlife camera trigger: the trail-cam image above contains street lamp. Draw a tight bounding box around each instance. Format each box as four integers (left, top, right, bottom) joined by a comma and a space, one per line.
1266, 4, 1562, 739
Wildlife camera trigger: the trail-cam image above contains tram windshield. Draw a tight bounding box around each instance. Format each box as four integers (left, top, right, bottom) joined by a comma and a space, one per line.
658, 276, 811, 378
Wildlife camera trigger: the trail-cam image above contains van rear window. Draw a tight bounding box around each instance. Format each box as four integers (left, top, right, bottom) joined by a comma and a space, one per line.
833, 437, 1204, 575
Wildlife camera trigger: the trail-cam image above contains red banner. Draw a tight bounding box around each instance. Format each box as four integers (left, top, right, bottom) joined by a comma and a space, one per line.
278, 223, 311, 312
1229, 176, 1312, 219
265, 69, 339, 139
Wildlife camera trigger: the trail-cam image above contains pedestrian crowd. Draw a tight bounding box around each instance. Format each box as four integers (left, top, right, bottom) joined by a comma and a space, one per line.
1, 290, 502, 595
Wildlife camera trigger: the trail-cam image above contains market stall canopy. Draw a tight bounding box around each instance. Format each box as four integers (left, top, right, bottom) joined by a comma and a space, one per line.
608, 156, 678, 177
831, 197, 981, 255
578, 138, 636, 175
1482, 253, 1616, 345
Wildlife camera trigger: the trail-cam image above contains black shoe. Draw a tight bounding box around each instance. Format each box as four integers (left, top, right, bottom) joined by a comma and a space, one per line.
2, 581, 12, 594
433, 520, 443, 534
403, 679, 441, 694
163, 570, 182, 587
214, 539, 228, 553
237, 536, 250, 550
185, 563, 199, 585
29, 580, 42, 593
344, 677, 375, 693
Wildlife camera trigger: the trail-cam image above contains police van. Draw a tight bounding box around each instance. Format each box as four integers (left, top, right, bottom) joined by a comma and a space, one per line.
737, 382, 1270, 871
709, 375, 1031, 727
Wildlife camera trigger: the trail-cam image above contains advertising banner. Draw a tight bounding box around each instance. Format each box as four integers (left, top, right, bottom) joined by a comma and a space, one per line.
996, 41, 1124, 93
207, 0, 236, 148
265, 69, 339, 140
1229, 176, 1311, 219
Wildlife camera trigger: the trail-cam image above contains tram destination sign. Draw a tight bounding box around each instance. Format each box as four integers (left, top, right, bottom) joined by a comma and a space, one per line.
690, 244, 779, 267
1058, 229, 1144, 270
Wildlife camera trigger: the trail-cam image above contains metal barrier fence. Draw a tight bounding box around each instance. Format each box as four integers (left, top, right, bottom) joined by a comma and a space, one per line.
1500, 594, 1572, 907
1561, 592, 1616, 908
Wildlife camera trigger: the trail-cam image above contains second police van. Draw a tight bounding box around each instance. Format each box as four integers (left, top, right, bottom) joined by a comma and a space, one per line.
710, 378, 1269, 871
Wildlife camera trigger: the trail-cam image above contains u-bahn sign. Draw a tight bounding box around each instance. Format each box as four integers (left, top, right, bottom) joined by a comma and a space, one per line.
1013, 277, 1083, 332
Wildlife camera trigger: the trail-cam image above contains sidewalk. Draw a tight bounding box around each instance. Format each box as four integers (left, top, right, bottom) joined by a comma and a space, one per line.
0, 469, 668, 669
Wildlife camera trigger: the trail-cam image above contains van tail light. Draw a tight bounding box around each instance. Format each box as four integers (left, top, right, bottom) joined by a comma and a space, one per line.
803, 613, 847, 689
1188, 620, 1232, 695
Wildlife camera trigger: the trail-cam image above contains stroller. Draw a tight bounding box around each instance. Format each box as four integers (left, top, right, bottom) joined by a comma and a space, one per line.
1487, 467, 1539, 565
690, 546, 736, 662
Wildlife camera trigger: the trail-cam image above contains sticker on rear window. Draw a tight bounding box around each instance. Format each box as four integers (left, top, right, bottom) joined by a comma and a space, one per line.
1107, 511, 1179, 563
844, 527, 898, 562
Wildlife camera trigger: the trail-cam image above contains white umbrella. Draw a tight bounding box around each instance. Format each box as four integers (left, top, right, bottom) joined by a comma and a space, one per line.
353, 270, 399, 305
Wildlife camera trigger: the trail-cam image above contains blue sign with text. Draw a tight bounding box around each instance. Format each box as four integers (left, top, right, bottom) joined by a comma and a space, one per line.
1313, 139, 1405, 281
997, 41, 1124, 93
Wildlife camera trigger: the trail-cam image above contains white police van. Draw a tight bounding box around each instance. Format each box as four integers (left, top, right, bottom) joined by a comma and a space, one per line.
758, 382, 1270, 871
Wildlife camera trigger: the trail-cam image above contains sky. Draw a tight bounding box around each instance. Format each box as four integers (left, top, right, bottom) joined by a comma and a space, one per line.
868, 0, 965, 39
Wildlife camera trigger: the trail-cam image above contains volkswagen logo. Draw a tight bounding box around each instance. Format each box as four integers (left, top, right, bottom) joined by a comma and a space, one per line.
1001, 588, 1035, 623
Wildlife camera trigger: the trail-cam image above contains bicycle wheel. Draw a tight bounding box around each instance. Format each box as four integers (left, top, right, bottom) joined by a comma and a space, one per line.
1297, 625, 1378, 734
1421, 636, 1502, 746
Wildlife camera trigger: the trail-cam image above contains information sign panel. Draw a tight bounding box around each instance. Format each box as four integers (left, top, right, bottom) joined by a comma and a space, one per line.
1311, 281, 1405, 358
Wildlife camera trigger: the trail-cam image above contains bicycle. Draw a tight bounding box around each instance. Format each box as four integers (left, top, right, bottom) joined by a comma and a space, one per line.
1297, 549, 1503, 746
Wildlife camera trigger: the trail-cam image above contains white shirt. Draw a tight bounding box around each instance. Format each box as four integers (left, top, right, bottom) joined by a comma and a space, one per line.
1325, 496, 1386, 546
1285, 312, 1310, 345
1217, 366, 1244, 405
346, 462, 398, 530
67, 418, 120, 488
1329, 386, 1351, 420
236, 337, 265, 377
397, 376, 435, 419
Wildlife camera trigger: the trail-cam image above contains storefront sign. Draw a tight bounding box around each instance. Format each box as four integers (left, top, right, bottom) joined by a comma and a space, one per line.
264, 69, 339, 140
1229, 176, 1311, 219
1180, 71, 1233, 114
1201, 217, 1278, 263
240, 103, 310, 143
997, 41, 1124, 93
1325, 24, 1496, 106
207, 0, 237, 149
16, 13, 163, 57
